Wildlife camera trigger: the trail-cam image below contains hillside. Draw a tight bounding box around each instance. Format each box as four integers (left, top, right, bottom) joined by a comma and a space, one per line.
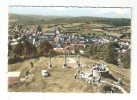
8, 56, 130, 93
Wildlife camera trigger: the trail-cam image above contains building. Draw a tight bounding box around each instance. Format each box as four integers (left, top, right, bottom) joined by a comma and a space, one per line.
8, 71, 21, 85
53, 48, 64, 53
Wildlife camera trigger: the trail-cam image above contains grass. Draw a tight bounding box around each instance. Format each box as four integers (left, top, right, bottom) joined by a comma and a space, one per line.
99, 83, 122, 93
105, 31, 122, 37
8, 56, 90, 92
8, 56, 130, 93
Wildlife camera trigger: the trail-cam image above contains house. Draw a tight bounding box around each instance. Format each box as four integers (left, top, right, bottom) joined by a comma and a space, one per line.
43, 32, 56, 37
79, 50, 85, 54
53, 48, 64, 53
8, 71, 21, 85
54, 37, 60, 43
118, 49, 127, 55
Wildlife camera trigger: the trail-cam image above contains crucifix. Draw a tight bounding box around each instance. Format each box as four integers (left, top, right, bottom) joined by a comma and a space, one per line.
77, 54, 81, 68
49, 55, 52, 69
63, 54, 67, 68
63, 50, 67, 68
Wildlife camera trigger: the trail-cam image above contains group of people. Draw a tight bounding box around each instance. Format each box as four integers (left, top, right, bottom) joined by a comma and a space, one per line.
74, 69, 85, 79
74, 67, 102, 86
92, 63, 106, 72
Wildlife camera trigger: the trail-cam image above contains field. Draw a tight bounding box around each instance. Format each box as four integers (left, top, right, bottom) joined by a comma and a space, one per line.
8, 13, 131, 39
8, 56, 130, 93
20, 22, 124, 37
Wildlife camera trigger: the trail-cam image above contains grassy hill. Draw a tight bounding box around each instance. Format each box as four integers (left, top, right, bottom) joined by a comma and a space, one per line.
8, 56, 130, 93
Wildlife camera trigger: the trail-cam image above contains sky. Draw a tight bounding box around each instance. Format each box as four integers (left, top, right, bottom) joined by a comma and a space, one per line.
9, 7, 131, 18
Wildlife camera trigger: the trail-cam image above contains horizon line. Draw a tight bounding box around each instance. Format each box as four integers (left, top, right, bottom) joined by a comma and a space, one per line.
9, 13, 131, 19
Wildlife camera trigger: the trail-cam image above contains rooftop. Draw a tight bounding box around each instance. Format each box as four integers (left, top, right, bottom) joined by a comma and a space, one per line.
8, 72, 21, 77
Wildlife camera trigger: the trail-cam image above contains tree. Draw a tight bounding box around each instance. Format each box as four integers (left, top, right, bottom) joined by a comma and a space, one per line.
12, 40, 36, 56
88, 33, 91, 35
101, 43, 118, 65
22, 40, 36, 56
8, 43, 12, 51
8, 43, 12, 57
18, 25, 23, 32
85, 43, 118, 65
103, 33, 106, 36
92, 33, 96, 36
87, 44, 97, 56
120, 50, 130, 68
13, 34, 19, 39
12, 42, 24, 56
9, 24, 15, 29
37, 40, 53, 56
37, 26, 42, 32
49, 49, 58, 56
21, 35, 27, 42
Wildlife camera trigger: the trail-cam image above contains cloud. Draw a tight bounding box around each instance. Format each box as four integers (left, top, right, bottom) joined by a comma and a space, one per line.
8, 7, 131, 18
92, 8, 131, 18
97, 8, 126, 14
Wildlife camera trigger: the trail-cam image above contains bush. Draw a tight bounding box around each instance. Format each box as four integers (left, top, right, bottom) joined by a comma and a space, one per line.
11, 40, 36, 57
120, 50, 130, 68
8, 54, 23, 64
37, 40, 53, 56
85, 43, 118, 65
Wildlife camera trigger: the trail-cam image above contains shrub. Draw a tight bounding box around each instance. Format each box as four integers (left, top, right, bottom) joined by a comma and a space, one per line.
8, 54, 22, 64
120, 50, 130, 68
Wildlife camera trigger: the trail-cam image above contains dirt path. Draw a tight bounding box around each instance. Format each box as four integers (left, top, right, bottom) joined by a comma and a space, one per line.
100, 80, 128, 93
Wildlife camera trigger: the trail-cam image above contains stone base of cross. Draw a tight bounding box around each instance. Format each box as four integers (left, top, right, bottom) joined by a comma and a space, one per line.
76, 63, 81, 68
62, 63, 67, 68
49, 64, 52, 69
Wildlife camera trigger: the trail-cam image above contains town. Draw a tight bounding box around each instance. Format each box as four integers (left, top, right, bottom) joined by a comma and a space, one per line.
8, 23, 131, 55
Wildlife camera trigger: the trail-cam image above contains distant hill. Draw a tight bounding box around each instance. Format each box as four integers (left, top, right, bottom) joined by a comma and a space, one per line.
9, 13, 131, 27
9, 13, 70, 20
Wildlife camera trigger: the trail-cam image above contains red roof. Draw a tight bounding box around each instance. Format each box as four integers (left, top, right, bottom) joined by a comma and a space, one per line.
65, 39, 71, 43
53, 48, 64, 53
63, 46, 74, 50
119, 51, 126, 55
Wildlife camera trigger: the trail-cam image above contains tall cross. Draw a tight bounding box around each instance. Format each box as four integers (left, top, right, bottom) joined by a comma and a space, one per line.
49, 55, 52, 69
78, 54, 80, 64
63, 51, 67, 68
77, 54, 81, 68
